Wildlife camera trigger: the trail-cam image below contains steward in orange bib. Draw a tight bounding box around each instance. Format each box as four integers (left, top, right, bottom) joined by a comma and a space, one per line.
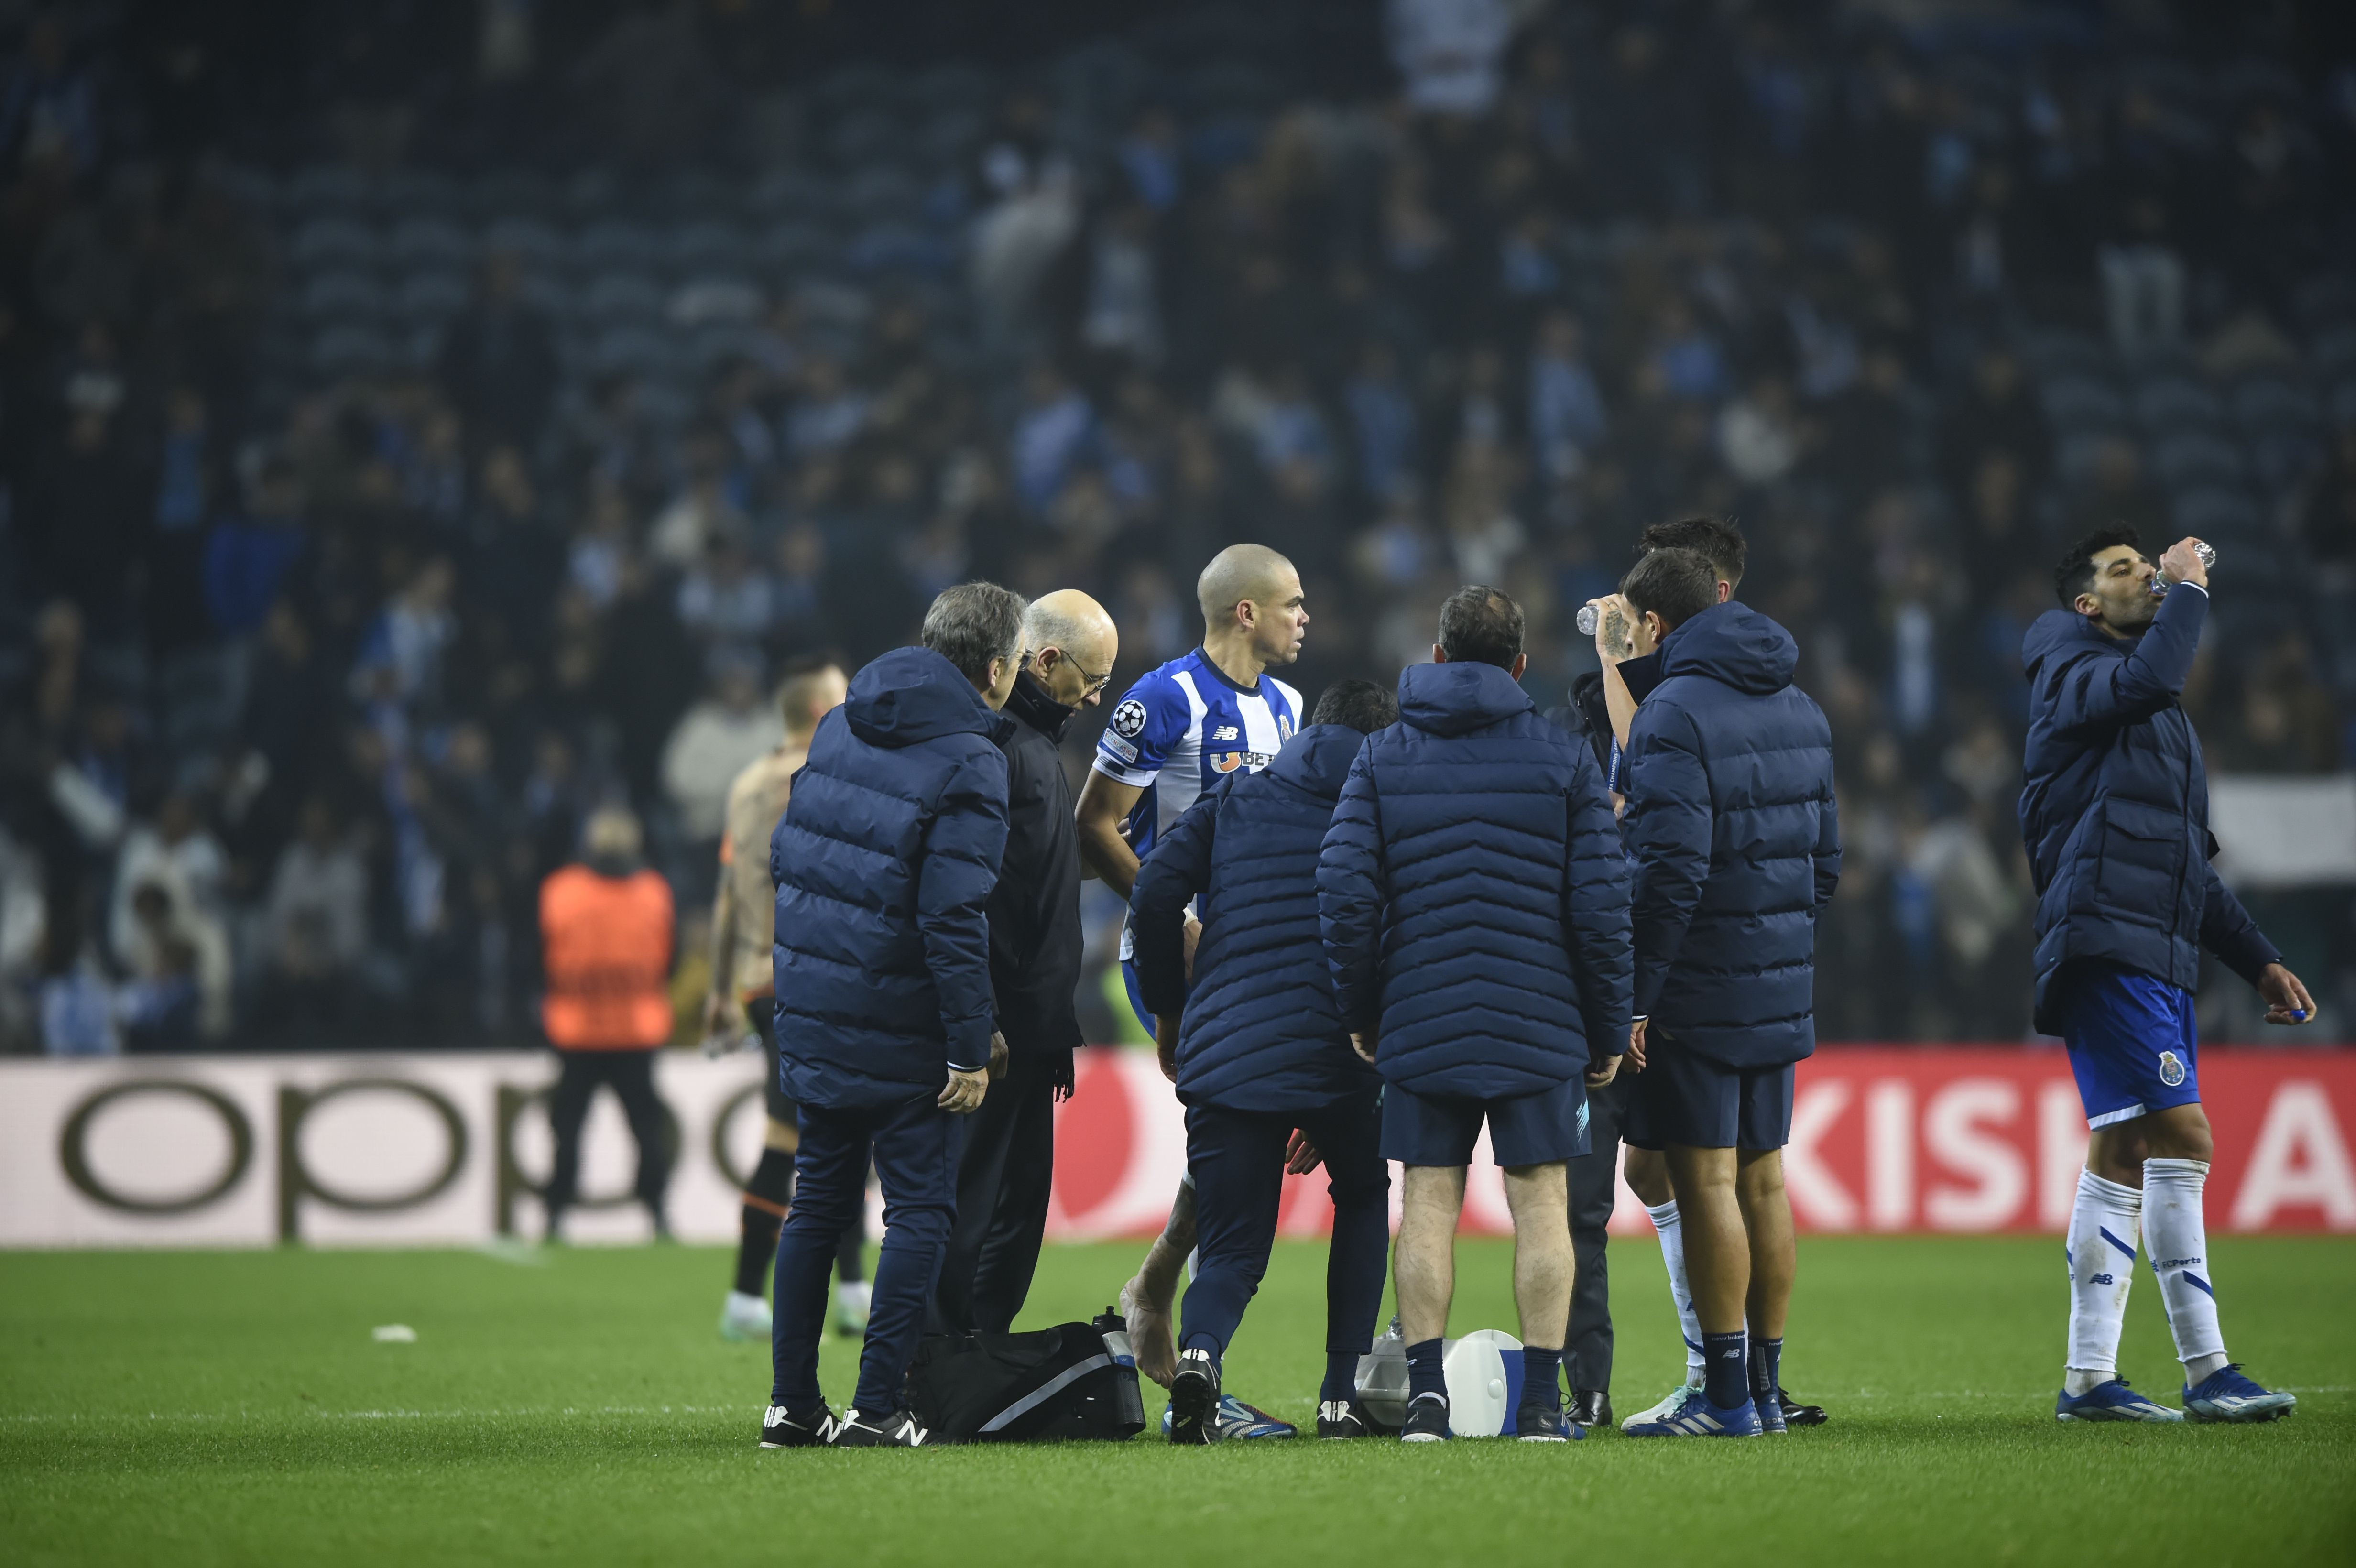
539, 806, 676, 1238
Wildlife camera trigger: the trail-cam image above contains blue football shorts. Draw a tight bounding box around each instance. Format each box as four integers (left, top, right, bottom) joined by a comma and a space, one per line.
2057, 959, 2201, 1130
1380, 1077, 1592, 1168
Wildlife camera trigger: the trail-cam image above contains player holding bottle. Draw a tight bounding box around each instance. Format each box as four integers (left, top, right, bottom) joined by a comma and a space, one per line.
2021, 529, 2311, 1422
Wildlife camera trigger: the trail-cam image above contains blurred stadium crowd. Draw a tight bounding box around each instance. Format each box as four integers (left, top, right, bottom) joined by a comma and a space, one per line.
1, 0, 2351, 1055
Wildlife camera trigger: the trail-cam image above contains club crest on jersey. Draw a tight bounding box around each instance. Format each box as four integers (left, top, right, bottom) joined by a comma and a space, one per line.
2158, 1050, 2186, 1088
1278, 715, 1294, 741
1110, 698, 1147, 740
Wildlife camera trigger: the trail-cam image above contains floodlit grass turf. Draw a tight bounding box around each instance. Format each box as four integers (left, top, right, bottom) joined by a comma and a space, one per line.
1, 1238, 2350, 1567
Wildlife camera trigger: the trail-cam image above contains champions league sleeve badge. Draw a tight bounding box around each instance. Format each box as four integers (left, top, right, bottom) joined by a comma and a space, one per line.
1110, 698, 1147, 740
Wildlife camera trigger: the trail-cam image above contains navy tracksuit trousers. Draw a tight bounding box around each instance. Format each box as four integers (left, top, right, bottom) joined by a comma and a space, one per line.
772, 1091, 964, 1416
1177, 1094, 1390, 1371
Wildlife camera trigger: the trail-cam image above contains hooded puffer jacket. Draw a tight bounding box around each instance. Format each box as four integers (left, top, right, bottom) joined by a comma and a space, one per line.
771, 645, 1011, 1110
2018, 587, 2277, 1033
1318, 661, 1632, 1100
1132, 723, 1381, 1113
1623, 602, 1840, 1067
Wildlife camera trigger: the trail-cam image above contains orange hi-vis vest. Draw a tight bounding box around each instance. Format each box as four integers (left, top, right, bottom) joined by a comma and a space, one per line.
540, 865, 675, 1049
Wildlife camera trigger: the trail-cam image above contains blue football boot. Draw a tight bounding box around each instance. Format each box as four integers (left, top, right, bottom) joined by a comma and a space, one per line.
1158, 1391, 1298, 1440
1624, 1392, 1762, 1437
2054, 1378, 2183, 1423
2182, 1365, 2296, 1424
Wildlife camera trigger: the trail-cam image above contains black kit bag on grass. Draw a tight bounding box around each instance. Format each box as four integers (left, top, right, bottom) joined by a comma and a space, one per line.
904, 1309, 1145, 1443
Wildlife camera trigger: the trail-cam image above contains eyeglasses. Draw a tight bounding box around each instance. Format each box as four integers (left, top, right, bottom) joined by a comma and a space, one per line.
1027, 650, 1113, 699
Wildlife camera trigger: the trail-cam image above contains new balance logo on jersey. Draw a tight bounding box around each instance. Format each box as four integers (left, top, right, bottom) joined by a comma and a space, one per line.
1211, 725, 1239, 741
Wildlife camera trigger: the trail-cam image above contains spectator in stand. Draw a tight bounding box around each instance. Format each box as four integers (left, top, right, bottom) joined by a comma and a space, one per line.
261, 799, 371, 1035
437, 247, 558, 457
660, 653, 784, 870
203, 462, 307, 641
1528, 310, 1608, 482
109, 795, 225, 958
1344, 340, 1420, 505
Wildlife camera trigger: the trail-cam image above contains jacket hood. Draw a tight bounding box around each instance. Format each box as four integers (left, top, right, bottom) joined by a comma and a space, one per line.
1267, 723, 1365, 801
844, 646, 1005, 749
2021, 606, 2124, 677
1397, 660, 1534, 737
1658, 602, 1797, 696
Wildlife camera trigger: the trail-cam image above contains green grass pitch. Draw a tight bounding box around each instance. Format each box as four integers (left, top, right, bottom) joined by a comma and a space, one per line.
4, 1236, 2352, 1566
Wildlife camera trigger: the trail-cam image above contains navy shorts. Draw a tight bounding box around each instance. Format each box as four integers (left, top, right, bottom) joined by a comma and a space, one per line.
1623, 1038, 1794, 1152
1381, 1077, 1591, 1168
2057, 960, 2200, 1130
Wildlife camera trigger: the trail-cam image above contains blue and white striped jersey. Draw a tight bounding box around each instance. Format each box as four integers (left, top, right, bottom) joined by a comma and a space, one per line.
1093, 648, 1301, 958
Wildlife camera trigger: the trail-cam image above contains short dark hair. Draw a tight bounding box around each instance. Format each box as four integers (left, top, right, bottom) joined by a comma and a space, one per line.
1310, 678, 1399, 734
776, 652, 844, 731
1620, 547, 1717, 632
2053, 527, 2142, 608
1639, 515, 1746, 589
921, 581, 1026, 684
1437, 585, 1524, 669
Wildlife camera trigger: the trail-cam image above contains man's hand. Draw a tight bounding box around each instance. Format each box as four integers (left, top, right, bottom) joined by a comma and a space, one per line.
1349, 1030, 1378, 1065
1285, 1131, 1322, 1176
700, 993, 749, 1058
1589, 595, 1636, 665
1586, 1054, 1622, 1089
2258, 963, 2316, 1025
2159, 536, 2210, 591
1181, 914, 1202, 984
987, 1031, 1009, 1080
1154, 1013, 1181, 1083
1625, 1017, 1648, 1072
939, 1066, 990, 1113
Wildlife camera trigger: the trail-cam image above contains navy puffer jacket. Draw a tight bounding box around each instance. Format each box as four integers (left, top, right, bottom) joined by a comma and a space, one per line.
772, 646, 1011, 1110
1624, 603, 1839, 1068
1318, 661, 1632, 1100
2018, 588, 2277, 1033
1132, 724, 1380, 1113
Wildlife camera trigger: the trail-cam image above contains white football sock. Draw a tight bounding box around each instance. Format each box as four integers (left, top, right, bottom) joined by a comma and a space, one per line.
2064, 1169, 2141, 1394
2141, 1157, 2227, 1380
1647, 1199, 1705, 1381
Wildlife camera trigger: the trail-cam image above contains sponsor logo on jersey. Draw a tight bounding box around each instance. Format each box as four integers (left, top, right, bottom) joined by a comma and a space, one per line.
1211, 751, 1245, 773
1110, 698, 1147, 740
1211, 725, 1239, 741
2158, 1050, 2186, 1088
1101, 731, 1139, 763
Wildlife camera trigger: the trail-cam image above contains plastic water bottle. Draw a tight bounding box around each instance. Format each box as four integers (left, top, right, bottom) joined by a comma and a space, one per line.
2150, 541, 2217, 598
1576, 603, 1602, 636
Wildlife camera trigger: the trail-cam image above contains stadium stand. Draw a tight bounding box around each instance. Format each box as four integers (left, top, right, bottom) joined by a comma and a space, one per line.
0, 0, 2350, 1053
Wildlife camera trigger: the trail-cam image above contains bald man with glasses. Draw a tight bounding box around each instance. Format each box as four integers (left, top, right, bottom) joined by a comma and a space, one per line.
929, 590, 1119, 1334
